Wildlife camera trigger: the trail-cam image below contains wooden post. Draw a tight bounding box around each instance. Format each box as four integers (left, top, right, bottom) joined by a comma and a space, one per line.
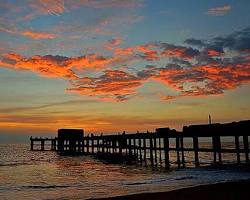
92, 138, 94, 154
78, 140, 81, 152
125, 139, 128, 156
143, 138, 147, 165
154, 136, 157, 165
164, 136, 170, 169
102, 139, 105, 154
111, 140, 113, 154
136, 139, 139, 159
243, 135, 249, 163
218, 136, 222, 164
87, 137, 90, 154
149, 137, 154, 166
30, 139, 34, 151
115, 140, 117, 153
107, 140, 109, 153
212, 136, 217, 164
82, 138, 85, 153
180, 136, 185, 167
139, 138, 142, 164
129, 138, 132, 157
106, 139, 108, 154
41, 140, 45, 151
97, 138, 99, 153
54, 140, 57, 151
50, 140, 53, 150
55, 139, 58, 151
159, 138, 162, 163
50, 140, 53, 151
235, 135, 240, 163
133, 138, 136, 157
119, 137, 122, 155
212, 136, 222, 164
193, 136, 199, 167
176, 137, 181, 168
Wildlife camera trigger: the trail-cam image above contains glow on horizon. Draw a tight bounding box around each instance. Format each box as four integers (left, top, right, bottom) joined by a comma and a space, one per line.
0, 0, 250, 136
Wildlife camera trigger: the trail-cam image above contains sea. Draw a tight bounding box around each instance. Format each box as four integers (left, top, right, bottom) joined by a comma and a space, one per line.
1, 142, 250, 200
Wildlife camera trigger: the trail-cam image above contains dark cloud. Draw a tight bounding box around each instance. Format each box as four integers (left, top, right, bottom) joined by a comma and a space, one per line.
159, 43, 200, 59
184, 38, 206, 47
185, 27, 250, 52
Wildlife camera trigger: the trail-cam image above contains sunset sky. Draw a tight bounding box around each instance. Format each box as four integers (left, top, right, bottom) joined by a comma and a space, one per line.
0, 0, 250, 139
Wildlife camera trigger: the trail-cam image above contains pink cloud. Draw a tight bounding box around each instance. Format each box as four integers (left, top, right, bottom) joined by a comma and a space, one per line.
0, 27, 57, 40
68, 70, 144, 101
206, 5, 232, 16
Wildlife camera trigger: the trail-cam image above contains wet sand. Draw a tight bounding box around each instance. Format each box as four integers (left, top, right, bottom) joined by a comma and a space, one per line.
89, 179, 250, 200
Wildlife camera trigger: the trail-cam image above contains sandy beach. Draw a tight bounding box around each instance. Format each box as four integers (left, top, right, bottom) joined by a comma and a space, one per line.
90, 179, 250, 200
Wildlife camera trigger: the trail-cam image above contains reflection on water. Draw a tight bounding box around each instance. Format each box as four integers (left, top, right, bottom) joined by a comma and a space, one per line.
1, 143, 250, 200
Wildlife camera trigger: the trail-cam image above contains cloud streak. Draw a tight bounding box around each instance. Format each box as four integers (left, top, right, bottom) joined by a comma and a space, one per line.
0, 27, 57, 40
206, 5, 232, 16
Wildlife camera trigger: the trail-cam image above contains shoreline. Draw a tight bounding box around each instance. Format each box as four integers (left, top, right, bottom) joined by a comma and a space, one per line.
89, 179, 250, 200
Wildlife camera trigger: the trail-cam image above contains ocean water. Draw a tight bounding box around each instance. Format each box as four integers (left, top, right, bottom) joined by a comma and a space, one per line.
1, 143, 250, 200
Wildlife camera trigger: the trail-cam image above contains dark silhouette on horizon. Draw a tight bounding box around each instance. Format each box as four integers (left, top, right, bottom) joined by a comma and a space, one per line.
30, 120, 250, 169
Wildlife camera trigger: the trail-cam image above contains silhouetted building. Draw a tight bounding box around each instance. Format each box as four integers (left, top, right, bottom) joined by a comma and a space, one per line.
155, 127, 177, 136
57, 129, 84, 152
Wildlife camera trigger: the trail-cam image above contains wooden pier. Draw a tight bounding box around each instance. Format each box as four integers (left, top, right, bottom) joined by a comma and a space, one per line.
30, 137, 57, 151
30, 120, 250, 168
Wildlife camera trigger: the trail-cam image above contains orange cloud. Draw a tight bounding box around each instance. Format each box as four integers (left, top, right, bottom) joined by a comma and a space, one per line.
0, 27, 57, 40
21, 30, 57, 39
207, 49, 221, 57
160, 45, 199, 59
69, 0, 143, 9
64, 54, 114, 70
154, 62, 250, 99
0, 53, 77, 79
68, 70, 144, 101
104, 38, 123, 50
206, 5, 231, 16
115, 47, 135, 56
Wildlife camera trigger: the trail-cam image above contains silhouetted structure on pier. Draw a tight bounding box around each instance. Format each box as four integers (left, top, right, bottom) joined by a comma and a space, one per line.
30, 120, 250, 169
57, 129, 84, 153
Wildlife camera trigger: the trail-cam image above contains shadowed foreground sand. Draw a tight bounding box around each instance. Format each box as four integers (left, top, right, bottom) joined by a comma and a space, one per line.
89, 179, 250, 200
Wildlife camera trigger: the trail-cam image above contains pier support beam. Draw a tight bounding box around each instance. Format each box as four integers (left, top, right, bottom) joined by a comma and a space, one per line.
149, 137, 154, 166
41, 140, 45, 151
213, 136, 222, 164
164, 136, 170, 169
176, 137, 181, 168
193, 136, 199, 167
143, 138, 147, 166
154, 137, 158, 165
235, 135, 240, 164
139, 138, 142, 164
243, 136, 249, 163
30, 140, 34, 151
180, 136, 185, 167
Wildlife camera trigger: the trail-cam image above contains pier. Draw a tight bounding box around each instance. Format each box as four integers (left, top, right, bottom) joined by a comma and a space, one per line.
30, 137, 57, 151
30, 120, 250, 168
